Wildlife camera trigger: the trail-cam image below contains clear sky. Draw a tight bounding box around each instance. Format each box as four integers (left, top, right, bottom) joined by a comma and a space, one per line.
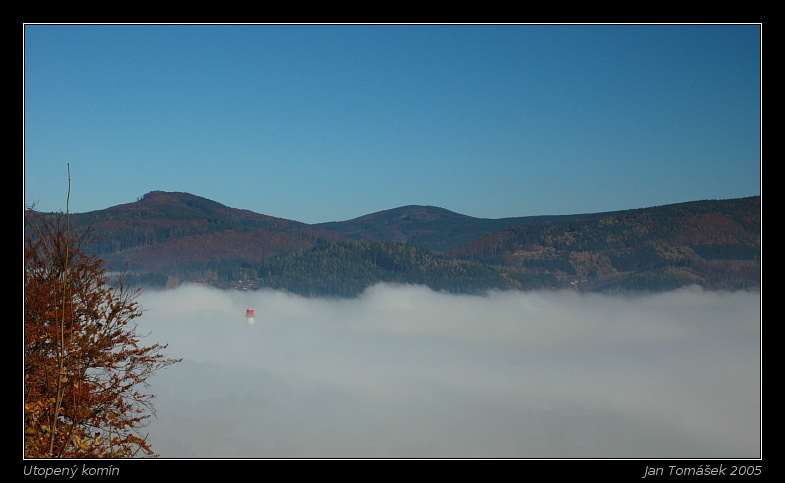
24, 24, 761, 224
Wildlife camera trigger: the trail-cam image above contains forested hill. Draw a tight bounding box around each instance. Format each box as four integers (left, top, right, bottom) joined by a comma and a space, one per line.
60, 190, 349, 273
30, 191, 760, 296
448, 196, 760, 293
314, 205, 602, 253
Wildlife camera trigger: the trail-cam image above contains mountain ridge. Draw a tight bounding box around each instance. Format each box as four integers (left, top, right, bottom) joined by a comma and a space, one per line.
30, 191, 760, 296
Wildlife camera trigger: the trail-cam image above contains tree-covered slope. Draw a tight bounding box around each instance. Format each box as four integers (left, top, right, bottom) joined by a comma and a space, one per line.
213, 241, 556, 297
448, 196, 760, 292
56, 191, 348, 273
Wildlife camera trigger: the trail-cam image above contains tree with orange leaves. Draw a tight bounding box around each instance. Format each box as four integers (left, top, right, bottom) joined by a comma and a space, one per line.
24, 191, 180, 457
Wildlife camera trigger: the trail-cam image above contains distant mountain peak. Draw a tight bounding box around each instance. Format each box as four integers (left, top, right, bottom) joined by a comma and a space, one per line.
137, 190, 223, 206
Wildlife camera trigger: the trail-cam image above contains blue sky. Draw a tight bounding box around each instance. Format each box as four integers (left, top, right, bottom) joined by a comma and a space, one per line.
24, 24, 761, 224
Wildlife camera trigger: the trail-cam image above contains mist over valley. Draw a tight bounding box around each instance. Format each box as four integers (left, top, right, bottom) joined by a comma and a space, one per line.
139, 283, 760, 458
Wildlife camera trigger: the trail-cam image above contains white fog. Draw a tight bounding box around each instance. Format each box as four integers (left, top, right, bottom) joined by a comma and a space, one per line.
137, 283, 760, 459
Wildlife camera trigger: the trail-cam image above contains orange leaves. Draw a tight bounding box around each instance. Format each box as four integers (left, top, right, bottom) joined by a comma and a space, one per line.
24, 209, 181, 458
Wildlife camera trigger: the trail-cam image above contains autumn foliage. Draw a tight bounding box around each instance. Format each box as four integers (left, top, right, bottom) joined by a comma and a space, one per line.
24, 209, 180, 458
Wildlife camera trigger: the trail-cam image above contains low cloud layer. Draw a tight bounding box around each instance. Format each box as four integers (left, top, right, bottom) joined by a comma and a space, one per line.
137, 284, 760, 459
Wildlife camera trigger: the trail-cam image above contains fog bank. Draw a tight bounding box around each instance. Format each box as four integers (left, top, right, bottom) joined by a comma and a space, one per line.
138, 284, 760, 458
